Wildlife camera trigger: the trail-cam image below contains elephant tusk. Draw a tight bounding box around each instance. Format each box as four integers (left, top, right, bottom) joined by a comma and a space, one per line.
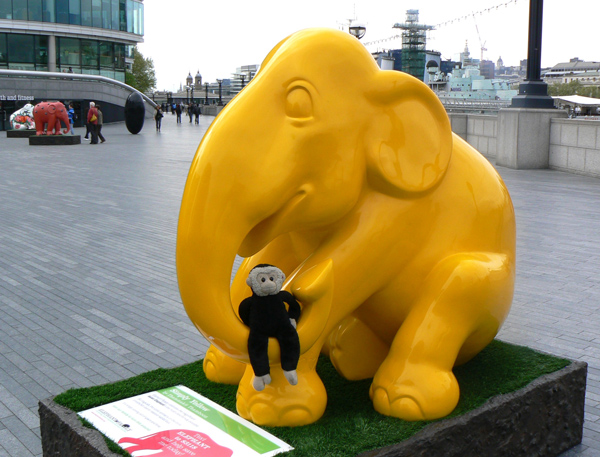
288, 258, 334, 354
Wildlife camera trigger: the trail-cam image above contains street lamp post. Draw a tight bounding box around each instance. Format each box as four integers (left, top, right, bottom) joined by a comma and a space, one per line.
510, 0, 554, 108
217, 79, 223, 106
185, 86, 190, 104
191, 85, 194, 104
204, 83, 209, 105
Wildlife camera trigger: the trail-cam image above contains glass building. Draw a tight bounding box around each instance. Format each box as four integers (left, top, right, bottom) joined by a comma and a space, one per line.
0, 0, 144, 82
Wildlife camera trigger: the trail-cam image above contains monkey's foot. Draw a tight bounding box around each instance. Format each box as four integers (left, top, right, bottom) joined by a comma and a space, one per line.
283, 370, 298, 385
202, 345, 246, 385
252, 374, 271, 391
237, 366, 326, 426
370, 363, 459, 421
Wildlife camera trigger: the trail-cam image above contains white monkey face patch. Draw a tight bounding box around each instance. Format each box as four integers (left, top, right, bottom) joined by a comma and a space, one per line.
246, 265, 286, 296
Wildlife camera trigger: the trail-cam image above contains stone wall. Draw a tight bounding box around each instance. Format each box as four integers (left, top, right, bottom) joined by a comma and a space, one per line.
449, 112, 600, 178
549, 118, 600, 178
449, 113, 498, 161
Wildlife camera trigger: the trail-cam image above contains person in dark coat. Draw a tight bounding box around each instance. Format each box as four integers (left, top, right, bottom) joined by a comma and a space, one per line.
175, 103, 182, 123
194, 103, 201, 124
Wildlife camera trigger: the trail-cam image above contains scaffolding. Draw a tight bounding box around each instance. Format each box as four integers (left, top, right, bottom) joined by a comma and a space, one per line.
393, 10, 434, 81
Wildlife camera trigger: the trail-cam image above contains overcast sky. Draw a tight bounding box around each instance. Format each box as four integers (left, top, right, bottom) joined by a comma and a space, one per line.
138, 0, 599, 92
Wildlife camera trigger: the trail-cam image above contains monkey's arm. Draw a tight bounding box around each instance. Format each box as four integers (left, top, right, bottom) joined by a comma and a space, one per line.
279, 291, 301, 322
238, 297, 253, 327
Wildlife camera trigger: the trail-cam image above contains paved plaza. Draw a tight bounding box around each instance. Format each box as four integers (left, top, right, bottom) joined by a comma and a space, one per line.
0, 113, 599, 456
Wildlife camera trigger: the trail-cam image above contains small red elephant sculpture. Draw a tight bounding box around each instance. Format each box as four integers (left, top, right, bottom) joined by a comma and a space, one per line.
33, 101, 71, 135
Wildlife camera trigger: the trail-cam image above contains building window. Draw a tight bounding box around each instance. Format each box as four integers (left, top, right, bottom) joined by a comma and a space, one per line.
42, 0, 54, 21
69, 0, 80, 24
56, 0, 68, 23
12, 0, 28, 20
7, 33, 35, 69
118, 0, 125, 31
0, 0, 10, 19
58, 37, 80, 67
91, 0, 101, 27
114, 43, 124, 69
35, 34, 48, 70
126, 0, 132, 33
81, 0, 91, 26
81, 39, 98, 68
28, 0, 43, 21
101, 0, 110, 28
0, 33, 7, 67
110, 0, 118, 29
99, 41, 113, 68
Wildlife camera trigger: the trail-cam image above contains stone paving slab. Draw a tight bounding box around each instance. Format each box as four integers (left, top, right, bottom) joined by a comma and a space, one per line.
0, 114, 599, 456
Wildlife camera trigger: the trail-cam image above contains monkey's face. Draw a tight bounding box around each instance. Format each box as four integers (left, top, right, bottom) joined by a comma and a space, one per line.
246, 265, 285, 297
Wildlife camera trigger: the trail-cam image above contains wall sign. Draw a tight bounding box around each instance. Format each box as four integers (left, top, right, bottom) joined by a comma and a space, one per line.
0, 94, 35, 101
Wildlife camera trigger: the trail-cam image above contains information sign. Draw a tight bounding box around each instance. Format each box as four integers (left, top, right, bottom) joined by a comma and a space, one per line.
79, 385, 293, 456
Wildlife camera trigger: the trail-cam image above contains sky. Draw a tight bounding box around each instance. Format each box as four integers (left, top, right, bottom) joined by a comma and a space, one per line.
138, 0, 599, 92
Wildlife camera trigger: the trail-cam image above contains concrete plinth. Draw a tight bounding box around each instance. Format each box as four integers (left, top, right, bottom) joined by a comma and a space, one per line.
29, 135, 81, 146
7, 129, 37, 138
39, 361, 586, 457
497, 108, 567, 169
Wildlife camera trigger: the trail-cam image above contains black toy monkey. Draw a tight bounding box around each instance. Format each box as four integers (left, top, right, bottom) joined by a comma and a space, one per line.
239, 264, 301, 391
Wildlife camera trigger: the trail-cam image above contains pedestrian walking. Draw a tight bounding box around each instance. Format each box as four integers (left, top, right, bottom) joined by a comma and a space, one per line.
175, 103, 182, 123
96, 104, 106, 143
87, 101, 99, 144
67, 103, 76, 135
155, 105, 164, 132
194, 103, 201, 124
84, 101, 95, 140
189, 103, 194, 123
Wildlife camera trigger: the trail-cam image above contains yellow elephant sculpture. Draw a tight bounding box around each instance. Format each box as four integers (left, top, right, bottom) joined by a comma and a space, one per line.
176, 28, 516, 427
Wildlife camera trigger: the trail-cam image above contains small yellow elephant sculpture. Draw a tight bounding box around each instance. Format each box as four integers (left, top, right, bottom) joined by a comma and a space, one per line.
177, 28, 516, 427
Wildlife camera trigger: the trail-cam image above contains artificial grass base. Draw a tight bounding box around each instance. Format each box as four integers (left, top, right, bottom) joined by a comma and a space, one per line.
49, 340, 580, 457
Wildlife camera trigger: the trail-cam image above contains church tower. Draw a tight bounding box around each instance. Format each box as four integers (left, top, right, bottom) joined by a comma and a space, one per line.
195, 71, 202, 90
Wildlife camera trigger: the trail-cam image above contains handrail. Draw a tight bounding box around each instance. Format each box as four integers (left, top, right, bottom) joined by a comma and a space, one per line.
0, 69, 157, 108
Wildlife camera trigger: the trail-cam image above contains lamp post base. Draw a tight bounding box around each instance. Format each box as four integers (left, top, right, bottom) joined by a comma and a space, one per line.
511, 80, 555, 109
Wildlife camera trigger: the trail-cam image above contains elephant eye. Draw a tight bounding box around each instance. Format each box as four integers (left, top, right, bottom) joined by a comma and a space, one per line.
286, 86, 312, 119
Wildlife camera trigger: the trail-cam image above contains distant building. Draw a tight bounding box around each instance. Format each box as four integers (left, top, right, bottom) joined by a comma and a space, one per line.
544, 58, 600, 86
0, 0, 144, 79
479, 60, 495, 80
392, 10, 434, 81
0, 0, 148, 129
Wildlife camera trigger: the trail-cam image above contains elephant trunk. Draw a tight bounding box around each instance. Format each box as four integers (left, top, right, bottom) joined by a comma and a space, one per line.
176, 146, 269, 361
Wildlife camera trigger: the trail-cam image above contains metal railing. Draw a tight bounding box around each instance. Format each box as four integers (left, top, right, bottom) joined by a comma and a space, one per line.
0, 69, 157, 108
436, 95, 512, 113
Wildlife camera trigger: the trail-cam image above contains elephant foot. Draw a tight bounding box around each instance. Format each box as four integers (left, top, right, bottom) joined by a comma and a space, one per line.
327, 315, 388, 380
237, 365, 326, 427
202, 345, 246, 385
370, 363, 459, 421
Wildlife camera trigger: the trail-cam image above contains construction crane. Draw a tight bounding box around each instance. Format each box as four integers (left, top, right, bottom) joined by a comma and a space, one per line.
472, 13, 487, 62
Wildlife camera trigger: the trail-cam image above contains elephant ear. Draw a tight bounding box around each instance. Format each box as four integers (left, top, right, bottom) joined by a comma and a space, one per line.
364, 71, 452, 196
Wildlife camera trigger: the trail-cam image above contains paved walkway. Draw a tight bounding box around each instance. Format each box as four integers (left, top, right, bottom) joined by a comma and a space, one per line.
0, 113, 599, 456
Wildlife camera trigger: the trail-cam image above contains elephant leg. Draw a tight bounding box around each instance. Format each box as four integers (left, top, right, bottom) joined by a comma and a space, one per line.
203, 345, 246, 385
370, 252, 513, 421
236, 342, 326, 427
325, 314, 389, 380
